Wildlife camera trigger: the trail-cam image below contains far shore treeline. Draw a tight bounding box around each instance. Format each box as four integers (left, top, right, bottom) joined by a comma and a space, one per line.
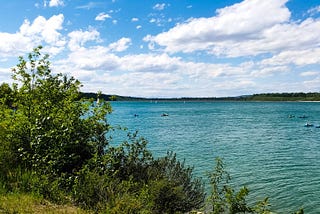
81, 92, 320, 102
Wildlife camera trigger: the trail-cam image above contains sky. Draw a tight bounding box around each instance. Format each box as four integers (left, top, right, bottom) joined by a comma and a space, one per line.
0, 0, 320, 98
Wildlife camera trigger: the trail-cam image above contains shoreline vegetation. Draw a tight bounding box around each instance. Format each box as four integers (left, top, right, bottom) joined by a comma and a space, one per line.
81, 92, 320, 102
0, 47, 305, 213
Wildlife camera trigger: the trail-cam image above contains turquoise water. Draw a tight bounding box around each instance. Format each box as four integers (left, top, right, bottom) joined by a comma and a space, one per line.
108, 101, 320, 213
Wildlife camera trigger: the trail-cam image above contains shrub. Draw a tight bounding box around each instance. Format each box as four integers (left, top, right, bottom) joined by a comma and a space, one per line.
207, 158, 271, 214
0, 46, 204, 213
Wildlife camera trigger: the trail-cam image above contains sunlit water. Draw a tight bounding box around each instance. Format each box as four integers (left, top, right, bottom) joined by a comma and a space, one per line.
108, 101, 320, 213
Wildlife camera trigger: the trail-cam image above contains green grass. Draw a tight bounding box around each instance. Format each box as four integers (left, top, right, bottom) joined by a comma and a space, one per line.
0, 193, 90, 214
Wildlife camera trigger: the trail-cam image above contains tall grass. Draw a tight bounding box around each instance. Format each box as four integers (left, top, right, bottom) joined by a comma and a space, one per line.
0, 193, 89, 214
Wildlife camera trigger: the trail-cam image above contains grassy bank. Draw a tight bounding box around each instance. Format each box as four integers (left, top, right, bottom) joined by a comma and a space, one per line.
0, 193, 89, 214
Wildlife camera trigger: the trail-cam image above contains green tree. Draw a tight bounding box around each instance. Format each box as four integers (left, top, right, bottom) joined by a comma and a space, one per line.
1, 46, 112, 183
110, 95, 117, 101
0, 46, 205, 213
0, 83, 14, 107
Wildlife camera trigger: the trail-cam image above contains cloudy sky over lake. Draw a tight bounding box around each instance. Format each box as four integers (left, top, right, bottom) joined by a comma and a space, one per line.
0, 0, 320, 97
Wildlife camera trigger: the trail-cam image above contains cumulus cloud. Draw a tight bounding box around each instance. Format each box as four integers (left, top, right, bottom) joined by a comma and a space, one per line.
118, 53, 182, 73
108, 37, 132, 52
49, 0, 64, 7
20, 14, 65, 45
3, 0, 318, 97
261, 48, 320, 66
153, 3, 166, 11
68, 28, 101, 51
54, 42, 263, 96
145, 0, 298, 56
55, 32, 320, 97
0, 14, 65, 57
95, 12, 111, 21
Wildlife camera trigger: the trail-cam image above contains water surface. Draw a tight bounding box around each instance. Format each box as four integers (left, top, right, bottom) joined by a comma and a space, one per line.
108, 101, 320, 213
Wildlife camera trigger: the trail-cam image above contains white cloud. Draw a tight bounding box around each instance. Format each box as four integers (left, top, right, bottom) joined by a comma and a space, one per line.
302, 77, 320, 91
0, 67, 11, 75
54, 43, 264, 97
300, 71, 319, 77
149, 18, 156, 23
108, 37, 131, 52
261, 48, 320, 66
0, 33, 29, 57
68, 28, 101, 51
8, 0, 317, 97
95, 12, 111, 21
118, 53, 182, 73
49, 0, 64, 7
0, 14, 65, 57
149, 18, 164, 26
131, 17, 139, 22
76, 2, 102, 10
145, 0, 295, 56
153, 3, 166, 11
308, 6, 320, 15
251, 65, 289, 77
19, 14, 65, 44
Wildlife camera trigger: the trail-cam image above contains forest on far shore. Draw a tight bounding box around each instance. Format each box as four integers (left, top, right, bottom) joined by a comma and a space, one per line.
81, 92, 320, 102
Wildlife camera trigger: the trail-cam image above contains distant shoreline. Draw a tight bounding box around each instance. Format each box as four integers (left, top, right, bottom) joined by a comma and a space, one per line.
81, 92, 320, 102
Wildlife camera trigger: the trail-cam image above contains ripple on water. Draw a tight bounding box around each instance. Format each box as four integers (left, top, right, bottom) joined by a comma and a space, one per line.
109, 101, 320, 213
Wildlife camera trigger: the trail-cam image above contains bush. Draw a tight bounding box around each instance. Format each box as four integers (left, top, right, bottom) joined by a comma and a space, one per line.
72, 134, 205, 213
72, 166, 110, 211
149, 152, 205, 212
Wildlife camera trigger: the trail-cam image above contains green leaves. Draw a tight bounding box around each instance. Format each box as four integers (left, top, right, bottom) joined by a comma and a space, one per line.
207, 158, 272, 214
1, 46, 204, 213
1, 46, 112, 178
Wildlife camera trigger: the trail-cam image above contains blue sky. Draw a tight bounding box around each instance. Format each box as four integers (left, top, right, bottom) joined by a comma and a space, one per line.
0, 0, 320, 97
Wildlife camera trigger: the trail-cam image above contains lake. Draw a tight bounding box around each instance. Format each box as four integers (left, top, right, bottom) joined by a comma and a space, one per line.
108, 101, 320, 213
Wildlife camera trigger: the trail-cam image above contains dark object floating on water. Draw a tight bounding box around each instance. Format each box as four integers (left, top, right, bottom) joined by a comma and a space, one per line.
304, 123, 313, 127
161, 113, 169, 117
299, 115, 308, 119
315, 125, 320, 128
134, 114, 139, 117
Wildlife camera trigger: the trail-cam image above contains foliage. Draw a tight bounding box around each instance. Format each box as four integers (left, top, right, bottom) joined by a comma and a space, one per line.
249, 92, 320, 101
150, 152, 205, 212
0, 193, 89, 214
1, 46, 111, 178
0, 46, 306, 213
207, 158, 305, 214
0, 46, 205, 213
207, 158, 271, 214
81, 91, 320, 102
110, 95, 117, 101
72, 135, 205, 213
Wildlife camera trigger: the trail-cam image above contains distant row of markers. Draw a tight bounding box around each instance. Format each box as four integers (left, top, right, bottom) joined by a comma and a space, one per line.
288, 115, 320, 128
134, 113, 169, 117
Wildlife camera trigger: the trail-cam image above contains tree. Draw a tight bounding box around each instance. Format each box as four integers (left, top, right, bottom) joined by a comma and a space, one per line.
0, 46, 205, 213
1, 46, 112, 178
